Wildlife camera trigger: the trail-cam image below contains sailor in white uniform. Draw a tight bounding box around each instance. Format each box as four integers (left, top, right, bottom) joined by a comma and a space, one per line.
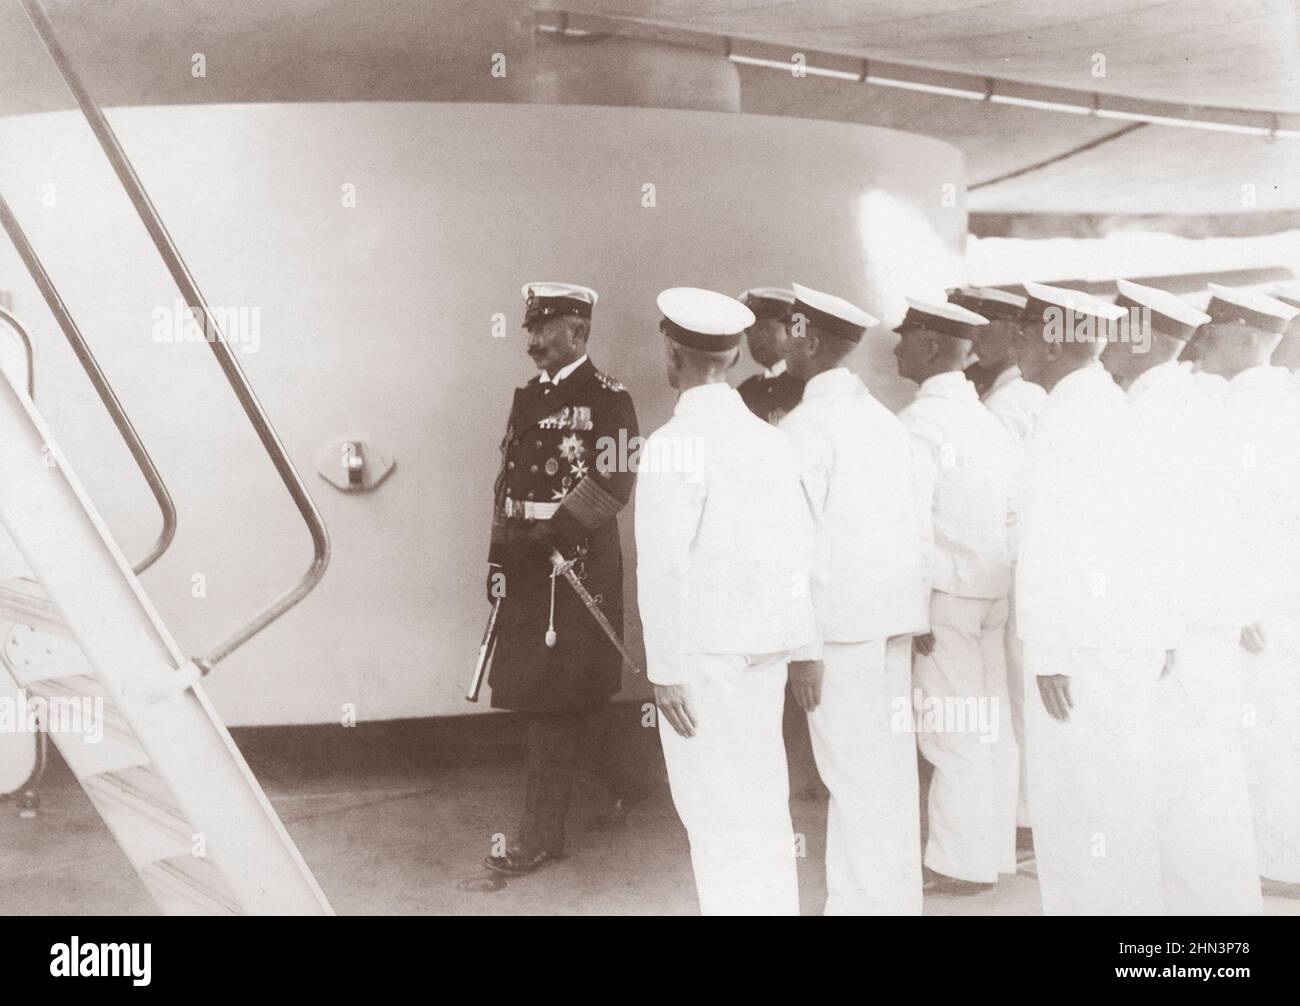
1195, 283, 1300, 885
949, 287, 1045, 830
1014, 281, 1180, 915
950, 287, 1048, 446
635, 287, 820, 916
779, 282, 929, 915
1101, 278, 1261, 914
893, 298, 1019, 892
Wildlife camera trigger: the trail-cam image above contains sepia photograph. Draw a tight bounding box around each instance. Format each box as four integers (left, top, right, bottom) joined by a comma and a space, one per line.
0, 0, 1297, 973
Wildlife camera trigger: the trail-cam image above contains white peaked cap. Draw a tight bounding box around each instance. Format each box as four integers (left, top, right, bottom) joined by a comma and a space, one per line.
1207, 283, 1298, 320
896, 297, 989, 339
903, 297, 989, 325
1115, 278, 1211, 327
790, 282, 879, 342
966, 287, 1027, 309
520, 282, 598, 305
1023, 280, 1128, 322
657, 287, 755, 350
1205, 283, 1298, 333
737, 286, 796, 304
1269, 280, 1300, 305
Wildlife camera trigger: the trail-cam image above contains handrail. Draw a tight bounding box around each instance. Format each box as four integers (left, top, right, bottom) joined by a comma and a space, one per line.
18, 0, 330, 672
0, 306, 36, 397
0, 196, 177, 575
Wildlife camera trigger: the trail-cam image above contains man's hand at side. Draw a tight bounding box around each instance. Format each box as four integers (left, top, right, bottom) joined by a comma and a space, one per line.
1240, 623, 1267, 655
655, 683, 698, 738
789, 660, 824, 712
1037, 674, 1073, 723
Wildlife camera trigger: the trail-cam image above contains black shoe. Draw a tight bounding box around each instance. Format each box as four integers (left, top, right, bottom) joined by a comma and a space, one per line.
923, 866, 995, 896
483, 846, 564, 876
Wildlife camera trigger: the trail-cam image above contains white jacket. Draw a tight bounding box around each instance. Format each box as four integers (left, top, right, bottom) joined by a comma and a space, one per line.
1127, 360, 1247, 633
899, 371, 1014, 600
779, 367, 930, 644
982, 366, 1047, 448
634, 383, 819, 685
1016, 364, 1182, 651
1223, 365, 1300, 610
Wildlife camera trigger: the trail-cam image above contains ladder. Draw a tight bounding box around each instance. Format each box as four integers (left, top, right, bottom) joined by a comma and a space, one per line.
0, 368, 332, 915
0, 0, 335, 914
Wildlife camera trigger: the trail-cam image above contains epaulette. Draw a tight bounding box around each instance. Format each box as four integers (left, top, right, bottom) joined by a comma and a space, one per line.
594, 369, 626, 392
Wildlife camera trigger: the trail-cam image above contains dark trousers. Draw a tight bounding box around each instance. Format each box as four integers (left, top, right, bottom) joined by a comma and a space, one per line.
518, 703, 618, 855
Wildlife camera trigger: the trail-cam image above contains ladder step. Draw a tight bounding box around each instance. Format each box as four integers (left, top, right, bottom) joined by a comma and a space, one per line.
141, 856, 241, 916
27, 675, 150, 777
84, 765, 193, 843
0, 578, 67, 637
3, 622, 87, 686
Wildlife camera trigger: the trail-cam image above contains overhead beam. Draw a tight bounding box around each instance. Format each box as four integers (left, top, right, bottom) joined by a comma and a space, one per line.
534, 7, 1300, 140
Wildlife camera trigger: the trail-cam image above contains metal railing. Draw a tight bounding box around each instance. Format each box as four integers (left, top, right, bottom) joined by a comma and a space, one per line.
0, 201, 177, 575
0, 306, 35, 397
15, 0, 330, 672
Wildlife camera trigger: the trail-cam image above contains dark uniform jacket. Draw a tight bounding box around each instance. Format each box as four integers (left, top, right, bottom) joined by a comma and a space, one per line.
963, 360, 1000, 399
737, 369, 805, 425
487, 359, 638, 713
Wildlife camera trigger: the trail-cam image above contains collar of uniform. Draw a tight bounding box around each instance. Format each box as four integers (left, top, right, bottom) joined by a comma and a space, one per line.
676, 381, 740, 414
1228, 363, 1291, 395
762, 359, 788, 380
985, 364, 1022, 397
916, 369, 977, 401
802, 366, 859, 400
1126, 359, 1187, 401
540, 354, 589, 385
1050, 362, 1110, 398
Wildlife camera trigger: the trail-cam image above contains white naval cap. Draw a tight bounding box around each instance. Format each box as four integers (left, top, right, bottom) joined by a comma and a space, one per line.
1205, 283, 1299, 335
948, 286, 1027, 322
1023, 280, 1128, 323
1271, 285, 1300, 336
790, 282, 880, 343
895, 297, 989, 341
521, 282, 598, 326
657, 287, 755, 351
737, 287, 796, 322
1114, 278, 1210, 341
1267, 283, 1300, 327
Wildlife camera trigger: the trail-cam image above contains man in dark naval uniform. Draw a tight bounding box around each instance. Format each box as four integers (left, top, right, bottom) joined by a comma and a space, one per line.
736, 287, 805, 424
737, 286, 821, 802
484, 281, 639, 875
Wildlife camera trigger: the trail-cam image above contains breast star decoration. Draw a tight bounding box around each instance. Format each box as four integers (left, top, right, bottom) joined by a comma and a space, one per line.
558, 433, 585, 462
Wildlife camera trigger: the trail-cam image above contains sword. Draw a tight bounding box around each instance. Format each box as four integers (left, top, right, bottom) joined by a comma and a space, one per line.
550, 549, 644, 676
465, 596, 502, 702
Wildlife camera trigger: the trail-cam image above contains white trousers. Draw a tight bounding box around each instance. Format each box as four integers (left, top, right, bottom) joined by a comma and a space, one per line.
1024, 643, 1165, 915
658, 651, 799, 916
1239, 610, 1300, 882
806, 636, 922, 915
915, 592, 1019, 882
1155, 627, 1261, 914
